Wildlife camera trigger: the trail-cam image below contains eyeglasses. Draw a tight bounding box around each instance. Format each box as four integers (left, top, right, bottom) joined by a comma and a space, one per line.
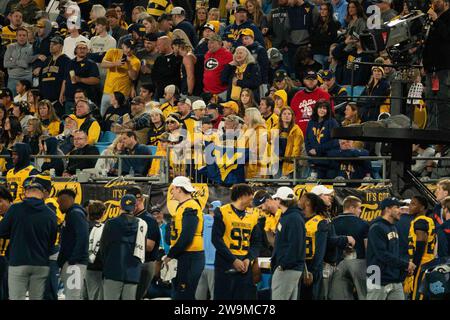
166, 120, 177, 124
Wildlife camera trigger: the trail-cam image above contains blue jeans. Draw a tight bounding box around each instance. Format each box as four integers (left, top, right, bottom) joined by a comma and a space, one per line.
172, 252, 205, 300
313, 55, 329, 69
100, 93, 112, 117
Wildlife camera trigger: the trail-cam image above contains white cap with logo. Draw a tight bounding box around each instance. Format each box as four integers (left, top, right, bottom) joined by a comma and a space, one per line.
192, 100, 207, 110
272, 187, 295, 200
311, 185, 333, 196
172, 176, 195, 193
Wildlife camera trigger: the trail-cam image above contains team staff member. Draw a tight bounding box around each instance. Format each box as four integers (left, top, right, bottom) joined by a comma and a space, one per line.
405, 196, 436, 300
212, 184, 262, 300
0, 187, 12, 300
163, 176, 204, 300
6, 143, 40, 203
0, 176, 57, 300
329, 196, 369, 300
125, 186, 161, 300
366, 198, 416, 300
270, 187, 305, 300
57, 189, 89, 300
437, 196, 450, 258
99, 194, 148, 300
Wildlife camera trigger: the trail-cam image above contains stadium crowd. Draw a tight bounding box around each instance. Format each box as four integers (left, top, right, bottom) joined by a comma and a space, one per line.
0, 0, 449, 301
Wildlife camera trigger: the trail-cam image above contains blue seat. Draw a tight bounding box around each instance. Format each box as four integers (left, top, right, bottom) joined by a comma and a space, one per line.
95, 144, 109, 154
99, 131, 116, 143
148, 145, 157, 155
345, 85, 365, 100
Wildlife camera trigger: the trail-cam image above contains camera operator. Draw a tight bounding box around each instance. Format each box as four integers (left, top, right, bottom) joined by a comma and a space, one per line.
423, 0, 450, 130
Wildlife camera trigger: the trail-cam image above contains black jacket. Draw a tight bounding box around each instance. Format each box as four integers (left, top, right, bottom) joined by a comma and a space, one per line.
246, 42, 270, 84
66, 144, 100, 174
58, 204, 89, 267
367, 217, 409, 285
221, 62, 262, 102
423, 9, 450, 72
271, 206, 306, 271
0, 198, 57, 266
152, 53, 182, 100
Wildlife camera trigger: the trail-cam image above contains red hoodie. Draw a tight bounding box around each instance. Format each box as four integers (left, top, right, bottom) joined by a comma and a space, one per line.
203, 47, 233, 94
290, 88, 332, 136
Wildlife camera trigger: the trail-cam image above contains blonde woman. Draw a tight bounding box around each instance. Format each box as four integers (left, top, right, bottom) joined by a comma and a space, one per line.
221, 46, 262, 101
172, 38, 199, 95
89, 4, 107, 36
37, 100, 61, 136
95, 136, 124, 175
243, 107, 268, 178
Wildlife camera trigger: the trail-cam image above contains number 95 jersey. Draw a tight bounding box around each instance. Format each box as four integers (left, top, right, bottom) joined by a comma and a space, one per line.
220, 204, 259, 256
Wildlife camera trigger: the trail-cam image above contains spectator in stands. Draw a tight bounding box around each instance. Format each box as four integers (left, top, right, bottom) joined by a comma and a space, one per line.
105, 9, 128, 43
36, 137, 65, 177
332, 0, 348, 27
327, 139, 372, 181
1, 9, 23, 48
101, 92, 130, 132
94, 137, 124, 176
148, 132, 170, 177
4, 27, 34, 96
273, 90, 289, 112
172, 38, 200, 96
57, 188, 89, 300
239, 88, 258, 112
87, 4, 106, 37
89, 17, 117, 81
222, 46, 262, 102
26, 89, 40, 114
291, 71, 331, 136
114, 131, 152, 176
56, 114, 77, 155
11, 101, 33, 132
136, 33, 160, 90
23, 117, 42, 155
207, 103, 224, 130
72, 99, 101, 145
1, 116, 23, 153
411, 144, 436, 178
241, 28, 270, 96
171, 6, 198, 47
267, 48, 288, 85
319, 70, 348, 119
305, 99, 340, 179
192, 100, 207, 120
32, 18, 54, 65
377, 0, 398, 23
344, 1, 366, 43
272, 70, 300, 105
147, 108, 166, 146
341, 101, 362, 126
64, 130, 99, 176
224, 5, 265, 48
61, 41, 100, 115
62, 19, 91, 60
13, 79, 31, 103
152, 36, 182, 100
203, 34, 233, 100
295, 46, 324, 83
310, 3, 339, 69
0, 89, 13, 111
100, 39, 140, 116
359, 66, 391, 122
0, 185, 12, 299
244, 107, 268, 179
36, 100, 61, 137
272, 107, 304, 178
112, 96, 152, 145
194, 6, 208, 38
268, 0, 290, 55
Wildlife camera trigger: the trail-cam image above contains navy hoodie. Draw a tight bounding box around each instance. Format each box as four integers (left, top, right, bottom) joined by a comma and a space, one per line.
58, 204, 89, 267
98, 214, 143, 284
366, 217, 409, 285
0, 198, 57, 266
271, 206, 305, 271
41, 137, 65, 176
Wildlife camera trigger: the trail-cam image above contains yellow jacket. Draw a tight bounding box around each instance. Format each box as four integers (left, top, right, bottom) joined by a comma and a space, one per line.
245, 124, 268, 179
274, 124, 304, 176
148, 144, 167, 176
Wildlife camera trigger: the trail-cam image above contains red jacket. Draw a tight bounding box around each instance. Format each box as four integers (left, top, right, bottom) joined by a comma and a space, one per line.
203, 47, 233, 94
290, 88, 332, 136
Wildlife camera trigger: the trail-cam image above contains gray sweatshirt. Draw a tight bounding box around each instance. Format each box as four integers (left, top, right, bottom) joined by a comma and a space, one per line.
3, 42, 35, 79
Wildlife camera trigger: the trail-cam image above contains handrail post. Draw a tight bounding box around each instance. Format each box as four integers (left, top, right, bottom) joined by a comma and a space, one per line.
118, 156, 122, 177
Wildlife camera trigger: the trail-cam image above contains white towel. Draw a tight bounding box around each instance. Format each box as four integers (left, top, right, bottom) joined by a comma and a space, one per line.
88, 223, 105, 264
134, 218, 147, 263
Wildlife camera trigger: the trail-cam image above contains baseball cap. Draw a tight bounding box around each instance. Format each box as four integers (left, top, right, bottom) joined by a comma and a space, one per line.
121, 194, 137, 212
209, 200, 222, 211
236, 5, 248, 13
372, 66, 385, 75
240, 28, 254, 38
380, 197, 404, 210
50, 35, 64, 45
272, 187, 295, 201
131, 96, 144, 105
224, 114, 244, 123
274, 70, 288, 82
149, 206, 162, 214
253, 191, 271, 207
105, 8, 119, 19
158, 13, 172, 22
221, 101, 239, 114
207, 20, 220, 33
207, 103, 220, 110
320, 70, 334, 81
0, 88, 13, 99
172, 176, 195, 193
192, 100, 206, 110
311, 185, 333, 196
166, 113, 181, 124
128, 23, 146, 36
171, 7, 185, 15
75, 40, 89, 49
23, 174, 52, 193
304, 70, 317, 80
143, 32, 158, 42
178, 96, 192, 106
36, 20, 45, 28
208, 33, 222, 42
268, 47, 283, 63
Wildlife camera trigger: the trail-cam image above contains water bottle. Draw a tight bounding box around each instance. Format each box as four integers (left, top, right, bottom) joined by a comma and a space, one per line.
49, 168, 55, 178
129, 167, 135, 177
